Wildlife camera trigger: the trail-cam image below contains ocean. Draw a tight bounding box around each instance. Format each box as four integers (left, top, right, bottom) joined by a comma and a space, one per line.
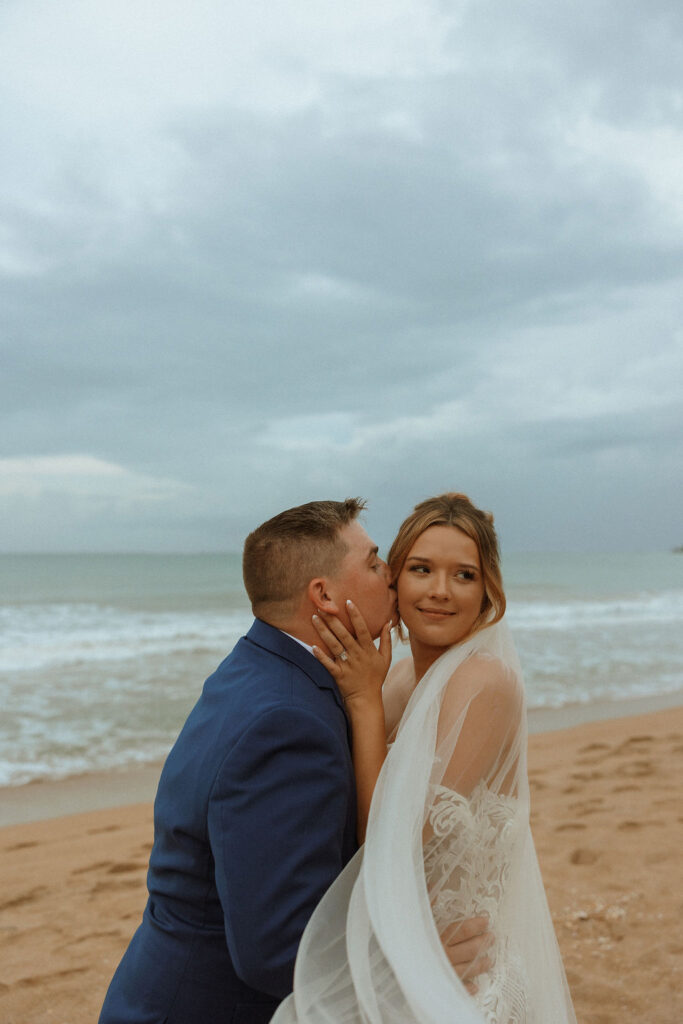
1, 552, 682, 787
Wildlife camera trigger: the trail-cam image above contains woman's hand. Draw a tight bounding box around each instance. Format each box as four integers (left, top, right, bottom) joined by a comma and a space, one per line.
312, 601, 392, 843
440, 916, 494, 995
311, 600, 392, 709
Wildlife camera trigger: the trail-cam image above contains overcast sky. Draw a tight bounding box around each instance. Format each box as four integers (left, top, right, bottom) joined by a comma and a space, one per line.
1, 0, 682, 553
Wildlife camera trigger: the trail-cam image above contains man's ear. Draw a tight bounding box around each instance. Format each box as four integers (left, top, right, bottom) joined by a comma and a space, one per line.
307, 577, 341, 616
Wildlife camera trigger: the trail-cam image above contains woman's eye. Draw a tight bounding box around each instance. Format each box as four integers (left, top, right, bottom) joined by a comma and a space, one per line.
409, 565, 429, 574
457, 570, 476, 581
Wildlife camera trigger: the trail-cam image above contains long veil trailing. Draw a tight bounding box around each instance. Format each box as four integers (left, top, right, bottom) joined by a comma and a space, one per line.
272, 622, 576, 1023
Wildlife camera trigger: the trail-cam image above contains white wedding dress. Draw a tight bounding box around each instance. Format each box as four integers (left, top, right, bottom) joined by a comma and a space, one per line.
425, 782, 528, 1022
272, 622, 576, 1024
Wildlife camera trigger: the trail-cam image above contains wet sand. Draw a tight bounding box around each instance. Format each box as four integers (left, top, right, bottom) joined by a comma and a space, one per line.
1, 706, 682, 1023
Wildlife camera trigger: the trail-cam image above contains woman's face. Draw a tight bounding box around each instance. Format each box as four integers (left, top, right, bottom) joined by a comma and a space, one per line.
396, 525, 486, 665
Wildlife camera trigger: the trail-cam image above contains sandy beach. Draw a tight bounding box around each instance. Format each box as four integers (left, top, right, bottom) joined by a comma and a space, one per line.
1, 706, 682, 1024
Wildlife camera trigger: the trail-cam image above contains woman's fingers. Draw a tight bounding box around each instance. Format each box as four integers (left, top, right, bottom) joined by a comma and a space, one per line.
311, 606, 392, 701
344, 600, 373, 646
444, 933, 493, 980
311, 614, 351, 656
441, 916, 489, 946
312, 612, 354, 651
440, 917, 493, 981
377, 620, 393, 669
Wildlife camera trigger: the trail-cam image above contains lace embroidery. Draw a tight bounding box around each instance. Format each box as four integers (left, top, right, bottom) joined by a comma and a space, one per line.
424, 782, 529, 1024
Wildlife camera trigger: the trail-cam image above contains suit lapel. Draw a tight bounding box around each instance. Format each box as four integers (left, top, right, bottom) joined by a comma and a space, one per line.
246, 618, 346, 712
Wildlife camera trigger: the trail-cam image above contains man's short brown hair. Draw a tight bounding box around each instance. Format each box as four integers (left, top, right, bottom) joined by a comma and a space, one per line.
242, 498, 366, 621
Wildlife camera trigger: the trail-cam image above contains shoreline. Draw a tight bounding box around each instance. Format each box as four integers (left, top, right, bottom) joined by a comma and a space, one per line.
2, 689, 683, 828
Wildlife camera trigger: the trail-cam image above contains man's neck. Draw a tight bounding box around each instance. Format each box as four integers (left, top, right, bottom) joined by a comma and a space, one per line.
262, 613, 324, 653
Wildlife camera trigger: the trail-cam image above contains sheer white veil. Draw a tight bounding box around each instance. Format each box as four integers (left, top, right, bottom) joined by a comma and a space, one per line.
272, 621, 576, 1023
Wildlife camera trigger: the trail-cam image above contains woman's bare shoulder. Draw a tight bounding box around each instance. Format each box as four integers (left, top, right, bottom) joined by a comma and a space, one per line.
444, 651, 522, 716
385, 655, 414, 687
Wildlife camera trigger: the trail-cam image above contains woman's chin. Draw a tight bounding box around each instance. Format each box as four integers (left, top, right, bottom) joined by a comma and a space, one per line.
407, 622, 477, 650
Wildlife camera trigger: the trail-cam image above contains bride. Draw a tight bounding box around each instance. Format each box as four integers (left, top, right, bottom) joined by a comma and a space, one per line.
271, 493, 576, 1023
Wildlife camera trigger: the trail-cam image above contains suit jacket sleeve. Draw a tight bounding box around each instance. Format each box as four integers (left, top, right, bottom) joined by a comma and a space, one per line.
207, 703, 352, 999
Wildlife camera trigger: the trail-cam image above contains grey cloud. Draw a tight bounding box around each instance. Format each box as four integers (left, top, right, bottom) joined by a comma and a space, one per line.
510, 402, 682, 457
1, 1, 682, 551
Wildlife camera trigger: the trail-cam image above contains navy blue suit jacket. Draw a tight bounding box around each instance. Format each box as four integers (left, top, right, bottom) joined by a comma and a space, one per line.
99, 619, 358, 1024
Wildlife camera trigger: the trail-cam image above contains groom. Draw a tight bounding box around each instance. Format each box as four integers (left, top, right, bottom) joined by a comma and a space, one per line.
99, 498, 489, 1024
99, 498, 395, 1024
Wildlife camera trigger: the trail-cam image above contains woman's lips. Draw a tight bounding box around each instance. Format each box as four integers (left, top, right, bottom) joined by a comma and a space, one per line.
417, 607, 454, 619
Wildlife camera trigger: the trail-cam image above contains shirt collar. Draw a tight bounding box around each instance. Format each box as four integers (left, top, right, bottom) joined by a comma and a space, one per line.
281, 630, 316, 655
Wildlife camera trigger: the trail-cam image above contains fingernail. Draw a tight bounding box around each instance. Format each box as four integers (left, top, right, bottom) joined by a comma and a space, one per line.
346, 599, 353, 607
312, 614, 319, 622
312, 645, 319, 654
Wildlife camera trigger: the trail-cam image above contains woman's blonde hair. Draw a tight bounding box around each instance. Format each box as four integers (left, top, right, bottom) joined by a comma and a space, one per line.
387, 493, 506, 637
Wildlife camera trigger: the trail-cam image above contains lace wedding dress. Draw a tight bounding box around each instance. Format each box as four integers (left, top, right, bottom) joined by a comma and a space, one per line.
272, 622, 576, 1024
426, 782, 528, 1022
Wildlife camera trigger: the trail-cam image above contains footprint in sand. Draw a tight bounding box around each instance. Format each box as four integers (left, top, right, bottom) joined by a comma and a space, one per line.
0, 887, 48, 912
89, 877, 144, 897
576, 742, 612, 765
61, 929, 122, 948
106, 862, 146, 875
3, 840, 39, 852
569, 848, 599, 865
568, 797, 605, 815
555, 822, 587, 832
663, 733, 679, 757
610, 736, 655, 757
14, 966, 89, 988
569, 770, 603, 782
645, 850, 671, 866
619, 760, 655, 778
618, 819, 665, 830
87, 824, 121, 835
71, 860, 114, 876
